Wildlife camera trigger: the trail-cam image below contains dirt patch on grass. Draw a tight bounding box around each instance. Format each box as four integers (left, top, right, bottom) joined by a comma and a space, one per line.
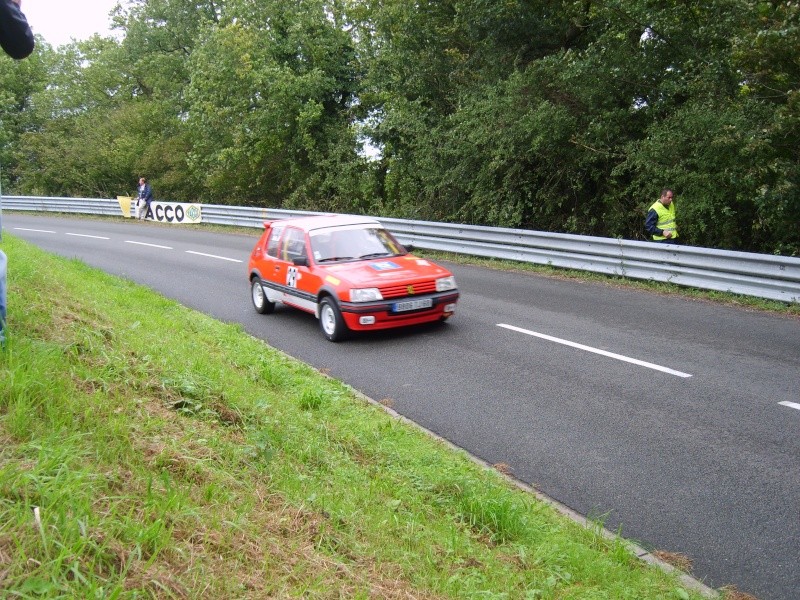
652, 550, 693, 572
720, 586, 761, 600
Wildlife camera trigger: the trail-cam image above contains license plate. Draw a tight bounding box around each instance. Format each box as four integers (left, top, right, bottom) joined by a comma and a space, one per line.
392, 298, 433, 313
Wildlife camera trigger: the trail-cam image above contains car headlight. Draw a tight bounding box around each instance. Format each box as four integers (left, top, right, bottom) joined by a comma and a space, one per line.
436, 276, 457, 292
350, 288, 383, 302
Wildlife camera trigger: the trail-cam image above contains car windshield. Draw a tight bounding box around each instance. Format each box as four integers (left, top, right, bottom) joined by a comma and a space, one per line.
310, 226, 405, 264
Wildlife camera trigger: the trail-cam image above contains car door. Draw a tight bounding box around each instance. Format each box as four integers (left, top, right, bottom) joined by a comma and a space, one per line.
261, 223, 286, 293
273, 226, 320, 314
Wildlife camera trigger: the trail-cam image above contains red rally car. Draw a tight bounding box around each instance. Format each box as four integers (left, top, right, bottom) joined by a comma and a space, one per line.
248, 215, 459, 341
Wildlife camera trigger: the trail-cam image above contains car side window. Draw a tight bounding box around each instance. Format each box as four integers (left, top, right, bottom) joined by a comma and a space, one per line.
266, 224, 285, 258
281, 227, 307, 262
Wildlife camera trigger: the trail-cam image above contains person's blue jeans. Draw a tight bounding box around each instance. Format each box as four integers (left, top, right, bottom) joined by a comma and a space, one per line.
0, 249, 6, 344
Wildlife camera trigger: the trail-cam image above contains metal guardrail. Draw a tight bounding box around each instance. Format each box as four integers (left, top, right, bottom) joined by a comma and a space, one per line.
2, 195, 799, 303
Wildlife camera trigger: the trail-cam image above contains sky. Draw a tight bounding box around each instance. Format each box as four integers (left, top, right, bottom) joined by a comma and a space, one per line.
21, 0, 119, 47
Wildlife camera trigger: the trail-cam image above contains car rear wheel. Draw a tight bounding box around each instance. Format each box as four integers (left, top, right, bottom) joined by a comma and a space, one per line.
251, 278, 275, 314
319, 296, 348, 342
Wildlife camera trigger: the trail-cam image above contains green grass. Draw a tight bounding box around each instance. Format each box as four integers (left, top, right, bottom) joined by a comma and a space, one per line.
0, 234, 718, 599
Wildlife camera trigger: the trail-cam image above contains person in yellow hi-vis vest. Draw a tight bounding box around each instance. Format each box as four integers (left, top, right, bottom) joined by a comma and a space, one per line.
645, 188, 679, 243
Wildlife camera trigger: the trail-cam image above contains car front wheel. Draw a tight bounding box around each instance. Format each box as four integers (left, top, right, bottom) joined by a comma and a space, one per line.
319, 296, 348, 342
251, 278, 275, 314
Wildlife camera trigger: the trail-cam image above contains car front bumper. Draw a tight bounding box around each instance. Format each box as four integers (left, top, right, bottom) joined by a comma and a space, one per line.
339, 290, 459, 331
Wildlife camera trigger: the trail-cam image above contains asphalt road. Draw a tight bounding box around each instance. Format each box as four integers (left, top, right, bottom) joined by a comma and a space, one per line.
5, 214, 799, 600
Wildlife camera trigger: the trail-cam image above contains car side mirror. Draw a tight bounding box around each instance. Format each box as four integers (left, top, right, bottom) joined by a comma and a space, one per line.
293, 256, 309, 267
404, 244, 415, 253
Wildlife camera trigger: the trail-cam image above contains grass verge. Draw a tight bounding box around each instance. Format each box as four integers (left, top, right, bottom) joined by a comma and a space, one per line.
1, 234, 714, 598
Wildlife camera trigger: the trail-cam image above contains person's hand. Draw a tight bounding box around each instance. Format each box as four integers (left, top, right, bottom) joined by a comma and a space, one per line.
663, 230, 673, 239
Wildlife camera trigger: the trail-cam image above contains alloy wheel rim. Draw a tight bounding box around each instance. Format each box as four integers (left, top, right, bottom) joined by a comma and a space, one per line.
322, 305, 335, 334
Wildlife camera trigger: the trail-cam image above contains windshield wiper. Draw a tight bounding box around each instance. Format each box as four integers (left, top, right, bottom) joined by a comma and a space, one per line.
358, 252, 393, 259
317, 256, 355, 263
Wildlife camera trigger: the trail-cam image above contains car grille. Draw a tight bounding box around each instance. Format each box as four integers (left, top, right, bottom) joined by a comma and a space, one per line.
379, 280, 437, 299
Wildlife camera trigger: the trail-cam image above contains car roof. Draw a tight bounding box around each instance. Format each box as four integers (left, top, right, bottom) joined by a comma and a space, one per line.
271, 214, 382, 233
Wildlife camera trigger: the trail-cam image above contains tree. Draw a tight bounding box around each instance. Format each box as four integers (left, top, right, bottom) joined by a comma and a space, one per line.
184, 0, 362, 206
0, 39, 49, 193
4, 0, 798, 253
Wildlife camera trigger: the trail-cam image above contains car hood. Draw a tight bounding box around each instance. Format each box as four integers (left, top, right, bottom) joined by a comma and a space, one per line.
322, 255, 451, 286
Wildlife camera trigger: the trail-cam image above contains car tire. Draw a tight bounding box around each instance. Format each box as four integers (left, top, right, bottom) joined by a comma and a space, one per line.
319, 296, 348, 342
251, 278, 275, 314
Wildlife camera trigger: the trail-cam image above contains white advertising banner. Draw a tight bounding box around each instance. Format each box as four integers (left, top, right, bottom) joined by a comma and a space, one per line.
139, 201, 203, 224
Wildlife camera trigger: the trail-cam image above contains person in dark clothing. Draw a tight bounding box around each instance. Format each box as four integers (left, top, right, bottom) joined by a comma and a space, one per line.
0, 0, 34, 59
0, 0, 34, 345
136, 177, 154, 220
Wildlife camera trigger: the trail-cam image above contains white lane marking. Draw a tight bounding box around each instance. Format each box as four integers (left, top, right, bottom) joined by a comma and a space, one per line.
779, 401, 800, 412
14, 227, 56, 233
185, 250, 242, 263
125, 241, 173, 250
497, 323, 693, 378
66, 233, 110, 240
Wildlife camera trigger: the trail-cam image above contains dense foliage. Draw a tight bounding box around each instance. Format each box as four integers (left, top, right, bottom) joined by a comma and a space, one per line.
0, 0, 797, 253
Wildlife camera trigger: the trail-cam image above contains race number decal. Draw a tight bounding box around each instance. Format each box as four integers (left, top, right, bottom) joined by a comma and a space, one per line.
286, 267, 299, 288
